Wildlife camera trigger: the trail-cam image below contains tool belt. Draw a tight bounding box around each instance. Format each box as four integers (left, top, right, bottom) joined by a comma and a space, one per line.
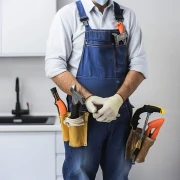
59, 111, 89, 147
125, 127, 155, 163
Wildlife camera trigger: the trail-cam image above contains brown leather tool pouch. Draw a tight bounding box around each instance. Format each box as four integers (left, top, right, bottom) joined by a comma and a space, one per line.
125, 128, 155, 163
136, 136, 155, 163
125, 128, 142, 160
59, 111, 89, 148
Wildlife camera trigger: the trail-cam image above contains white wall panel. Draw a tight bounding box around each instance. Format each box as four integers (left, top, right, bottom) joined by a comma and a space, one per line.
0, 0, 2, 53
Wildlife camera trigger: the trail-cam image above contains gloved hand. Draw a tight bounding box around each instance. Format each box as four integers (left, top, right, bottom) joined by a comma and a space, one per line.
85, 95, 105, 113
93, 94, 123, 123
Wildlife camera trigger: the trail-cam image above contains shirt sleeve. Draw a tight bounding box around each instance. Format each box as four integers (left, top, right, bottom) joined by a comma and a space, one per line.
45, 8, 73, 78
128, 11, 148, 78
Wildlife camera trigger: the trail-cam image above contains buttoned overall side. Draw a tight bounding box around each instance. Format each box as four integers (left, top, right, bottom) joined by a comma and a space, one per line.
64, 1, 133, 180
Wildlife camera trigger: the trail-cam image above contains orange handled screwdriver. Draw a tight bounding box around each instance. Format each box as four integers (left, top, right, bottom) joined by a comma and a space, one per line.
51, 87, 67, 115
146, 118, 165, 139
116, 22, 125, 34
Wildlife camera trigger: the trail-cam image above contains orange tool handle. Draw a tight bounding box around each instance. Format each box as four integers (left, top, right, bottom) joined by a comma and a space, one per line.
146, 118, 165, 139
55, 100, 67, 115
51, 87, 67, 115
116, 22, 125, 34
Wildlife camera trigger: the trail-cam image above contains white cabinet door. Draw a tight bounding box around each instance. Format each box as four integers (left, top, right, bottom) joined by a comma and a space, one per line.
56, 154, 64, 176
0, 132, 56, 180
56, 132, 65, 154
1, 0, 56, 56
57, 176, 64, 180
0, 0, 2, 54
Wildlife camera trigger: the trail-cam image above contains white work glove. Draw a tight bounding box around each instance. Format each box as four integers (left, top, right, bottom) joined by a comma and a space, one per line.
93, 94, 123, 123
85, 95, 105, 113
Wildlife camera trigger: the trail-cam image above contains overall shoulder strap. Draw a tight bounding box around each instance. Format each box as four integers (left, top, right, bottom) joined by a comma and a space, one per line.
76, 1, 91, 29
113, 1, 124, 22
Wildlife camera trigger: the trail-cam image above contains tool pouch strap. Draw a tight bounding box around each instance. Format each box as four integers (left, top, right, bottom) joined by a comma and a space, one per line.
125, 128, 155, 163
59, 111, 89, 147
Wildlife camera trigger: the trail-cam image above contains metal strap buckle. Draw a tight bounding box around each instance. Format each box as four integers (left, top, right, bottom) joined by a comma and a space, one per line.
83, 20, 89, 26
80, 16, 89, 27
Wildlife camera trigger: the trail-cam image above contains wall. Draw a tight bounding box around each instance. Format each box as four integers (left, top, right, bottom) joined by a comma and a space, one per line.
118, 0, 180, 179
0, 57, 57, 115
0, 0, 179, 180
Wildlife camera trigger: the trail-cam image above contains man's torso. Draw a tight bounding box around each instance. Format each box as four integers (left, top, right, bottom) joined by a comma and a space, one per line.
58, 0, 135, 76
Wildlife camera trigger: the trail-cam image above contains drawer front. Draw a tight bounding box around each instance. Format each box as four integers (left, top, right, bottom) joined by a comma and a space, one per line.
56, 132, 65, 154
57, 176, 63, 180
56, 154, 65, 176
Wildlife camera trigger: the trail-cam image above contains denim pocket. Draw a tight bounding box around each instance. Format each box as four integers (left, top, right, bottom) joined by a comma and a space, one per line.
114, 45, 128, 72
78, 44, 115, 78
117, 103, 132, 124
125, 102, 133, 120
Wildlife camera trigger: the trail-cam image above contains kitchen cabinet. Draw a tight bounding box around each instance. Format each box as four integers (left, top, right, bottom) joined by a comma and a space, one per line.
0, 124, 66, 180
0, 0, 56, 57
56, 132, 65, 177
0, 132, 56, 180
0, 125, 102, 180
0, 0, 2, 54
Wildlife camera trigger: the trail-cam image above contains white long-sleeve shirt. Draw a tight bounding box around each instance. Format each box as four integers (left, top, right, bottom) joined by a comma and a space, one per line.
45, 0, 148, 78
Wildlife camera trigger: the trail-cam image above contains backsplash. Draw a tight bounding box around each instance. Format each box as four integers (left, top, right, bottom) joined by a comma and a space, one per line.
0, 57, 66, 115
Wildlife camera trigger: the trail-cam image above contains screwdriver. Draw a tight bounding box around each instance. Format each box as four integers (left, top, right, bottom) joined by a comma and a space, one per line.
51, 87, 67, 115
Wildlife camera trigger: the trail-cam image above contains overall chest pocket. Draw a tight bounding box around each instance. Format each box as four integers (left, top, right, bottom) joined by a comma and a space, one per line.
113, 44, 128, 72
78, 39, 128, 78
79, 43, 115, 78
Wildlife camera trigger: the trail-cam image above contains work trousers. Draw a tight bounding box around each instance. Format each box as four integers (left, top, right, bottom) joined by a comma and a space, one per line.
63, 104, 132, 180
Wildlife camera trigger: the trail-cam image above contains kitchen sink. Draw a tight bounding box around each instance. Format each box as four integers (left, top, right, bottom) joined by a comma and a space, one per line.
0, 78, 57, 125
0, 116, 56, 125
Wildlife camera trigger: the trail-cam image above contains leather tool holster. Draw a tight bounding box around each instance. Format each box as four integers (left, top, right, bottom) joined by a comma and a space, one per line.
59, 111, 89, 147
125, 128, 155, 163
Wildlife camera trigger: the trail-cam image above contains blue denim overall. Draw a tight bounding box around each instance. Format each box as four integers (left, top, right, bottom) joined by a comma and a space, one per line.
64, 1, 132, 180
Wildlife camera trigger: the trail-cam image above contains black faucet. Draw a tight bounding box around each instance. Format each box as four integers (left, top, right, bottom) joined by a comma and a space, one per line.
12, 77, 29, 117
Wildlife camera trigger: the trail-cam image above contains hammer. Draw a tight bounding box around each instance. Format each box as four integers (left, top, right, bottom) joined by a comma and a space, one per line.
70, 85, 85, 119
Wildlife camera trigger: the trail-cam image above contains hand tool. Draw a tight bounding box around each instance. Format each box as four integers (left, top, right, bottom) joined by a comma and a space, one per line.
131, 105, 165, 164
70, 85, 85, 119
146, 118, 165, 139
131, 105, 165, 130
51, 87, 67, 115
112, 32, 128, 45
116, 22, 125, 34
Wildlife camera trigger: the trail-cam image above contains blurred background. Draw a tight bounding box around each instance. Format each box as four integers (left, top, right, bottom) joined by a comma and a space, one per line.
0, 0, 179, 180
